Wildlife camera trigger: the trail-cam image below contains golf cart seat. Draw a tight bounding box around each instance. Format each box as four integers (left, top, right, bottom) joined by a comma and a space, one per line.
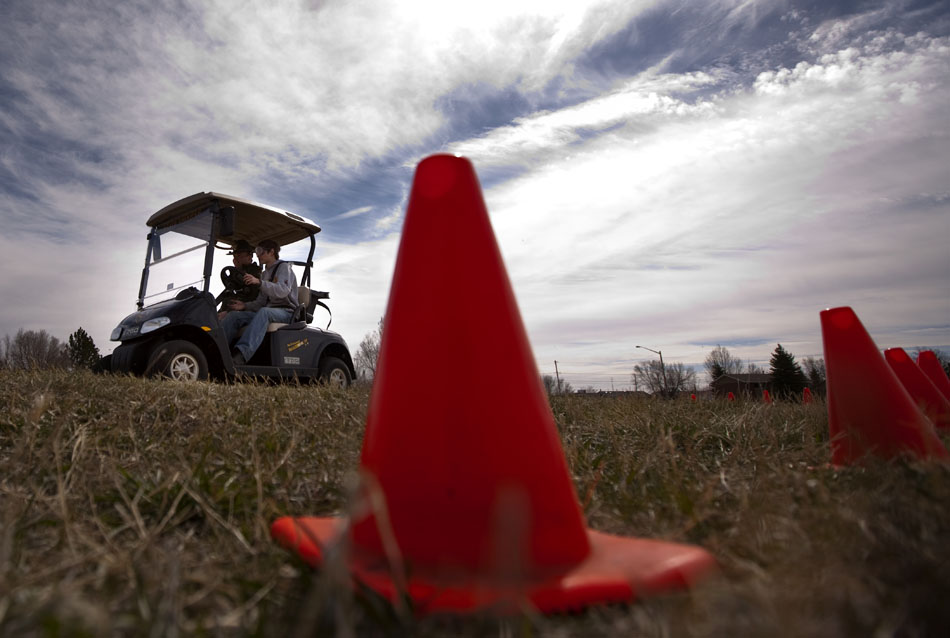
267, 286, 312, 333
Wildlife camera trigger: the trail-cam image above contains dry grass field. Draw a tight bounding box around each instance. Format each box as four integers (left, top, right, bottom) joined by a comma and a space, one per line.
1, 369, 948, 637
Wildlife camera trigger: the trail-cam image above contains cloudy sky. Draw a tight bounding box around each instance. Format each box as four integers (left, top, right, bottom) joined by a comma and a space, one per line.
2, 0, 948, 389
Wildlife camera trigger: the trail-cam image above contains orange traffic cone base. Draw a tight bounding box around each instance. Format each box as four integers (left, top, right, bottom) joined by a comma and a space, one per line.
271, 516, 716, 614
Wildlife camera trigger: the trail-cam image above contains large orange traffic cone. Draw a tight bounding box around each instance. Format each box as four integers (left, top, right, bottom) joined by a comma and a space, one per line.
917, 350, 950, 403
802, 387, 813, 404
762, 389, 772, 404
271, 155, 716, 614
819, 307, 948, 465
885, 348, 950, 430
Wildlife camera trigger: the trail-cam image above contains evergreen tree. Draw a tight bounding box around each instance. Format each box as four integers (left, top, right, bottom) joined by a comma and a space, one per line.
769, 343, 807, 399
67, 327, 100, 370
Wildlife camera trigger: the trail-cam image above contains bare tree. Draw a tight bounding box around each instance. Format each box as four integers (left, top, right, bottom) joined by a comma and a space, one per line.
354, 318, 383, 380
541, 374, 573, 395
632, 359, 695, 398
1, 329, 70, 370
704, 345, 743, 383
801, 356, 826, 397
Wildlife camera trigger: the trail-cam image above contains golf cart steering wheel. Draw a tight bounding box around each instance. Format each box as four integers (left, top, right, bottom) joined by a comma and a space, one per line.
220, 266, 245, 292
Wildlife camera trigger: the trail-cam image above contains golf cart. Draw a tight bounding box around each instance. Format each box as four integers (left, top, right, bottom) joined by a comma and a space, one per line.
106, 192, 355, 386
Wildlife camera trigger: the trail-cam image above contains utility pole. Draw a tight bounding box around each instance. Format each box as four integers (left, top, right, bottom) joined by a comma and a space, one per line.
554, 360, 562, 395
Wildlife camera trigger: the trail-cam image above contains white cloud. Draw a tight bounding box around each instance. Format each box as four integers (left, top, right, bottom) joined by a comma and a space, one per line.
447, 71, 722, 167
308, 236, 400, 348
457, 30, 950, 386
4, 0, 660, 199
332, 205, 373, 221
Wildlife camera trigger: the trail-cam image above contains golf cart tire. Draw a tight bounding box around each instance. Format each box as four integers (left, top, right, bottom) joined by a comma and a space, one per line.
148, 340, 209, 382
319, 356, 351, 388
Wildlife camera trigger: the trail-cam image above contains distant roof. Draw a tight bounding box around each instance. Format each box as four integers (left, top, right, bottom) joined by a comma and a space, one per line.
147, 191, 321, 247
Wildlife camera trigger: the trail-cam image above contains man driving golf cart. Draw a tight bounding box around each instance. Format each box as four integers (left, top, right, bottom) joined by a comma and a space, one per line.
107, 192, 355, 386
216, 239, 260, 311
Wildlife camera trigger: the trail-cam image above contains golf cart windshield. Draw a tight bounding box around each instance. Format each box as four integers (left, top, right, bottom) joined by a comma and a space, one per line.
141, 216, 214, 305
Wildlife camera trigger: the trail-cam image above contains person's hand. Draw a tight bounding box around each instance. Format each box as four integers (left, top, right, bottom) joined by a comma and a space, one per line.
229, 300, 246, 311
244, 273, 260, 286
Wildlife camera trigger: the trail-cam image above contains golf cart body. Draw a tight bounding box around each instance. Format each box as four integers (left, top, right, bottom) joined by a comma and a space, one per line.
108, 192, 355, 385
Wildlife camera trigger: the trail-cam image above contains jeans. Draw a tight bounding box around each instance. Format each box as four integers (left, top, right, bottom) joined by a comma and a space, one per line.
221, 307, 293, 361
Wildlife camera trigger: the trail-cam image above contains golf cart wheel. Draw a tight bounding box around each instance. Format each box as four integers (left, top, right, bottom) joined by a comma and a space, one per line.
148, 340, 209, 382
319, 356, 351, 388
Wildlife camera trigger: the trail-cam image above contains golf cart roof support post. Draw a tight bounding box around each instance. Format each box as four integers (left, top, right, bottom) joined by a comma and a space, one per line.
201, 201, 220, 294
303, 234, 315, 288
137, 231, 157, 309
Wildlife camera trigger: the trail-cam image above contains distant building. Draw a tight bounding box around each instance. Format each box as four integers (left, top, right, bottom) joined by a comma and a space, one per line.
710, 373, 772, 397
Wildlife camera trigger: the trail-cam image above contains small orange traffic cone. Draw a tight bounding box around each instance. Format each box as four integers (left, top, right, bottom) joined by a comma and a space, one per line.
885, 348, 950, 430
917, 350, 950, 403
819, 307, 948, 465
727, 391, 735, 401
802, 387, 813, 404
271, 155, 716, 614
762, 389, 772, 404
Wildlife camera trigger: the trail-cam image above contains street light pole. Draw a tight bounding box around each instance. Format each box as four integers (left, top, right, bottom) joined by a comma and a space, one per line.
636, 345, 667, 397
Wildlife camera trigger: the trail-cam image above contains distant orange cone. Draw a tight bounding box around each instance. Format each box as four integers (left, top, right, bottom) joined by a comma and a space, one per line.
727, 391, 735, 401
885, 348, 950, 430
802, 387, 813, 404
762, 389, 772, 404
690, 393, 697, 402
917, 350, 950, 403
271, 155, 716, 614
819, 307, 948, 465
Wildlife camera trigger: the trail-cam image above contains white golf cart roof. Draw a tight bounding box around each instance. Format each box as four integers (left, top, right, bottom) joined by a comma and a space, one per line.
147, 191, 321, 247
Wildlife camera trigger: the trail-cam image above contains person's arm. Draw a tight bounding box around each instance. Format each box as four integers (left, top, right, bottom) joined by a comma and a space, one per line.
242, 287, 267, 312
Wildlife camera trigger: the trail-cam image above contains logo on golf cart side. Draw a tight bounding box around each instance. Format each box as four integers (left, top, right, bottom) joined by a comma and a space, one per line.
287, 338, 309, 352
